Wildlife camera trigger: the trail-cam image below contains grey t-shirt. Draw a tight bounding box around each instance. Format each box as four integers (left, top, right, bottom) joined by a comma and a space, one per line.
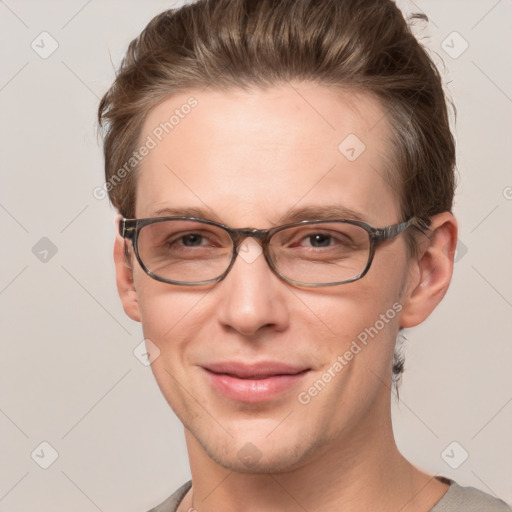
148, 478, 511, 512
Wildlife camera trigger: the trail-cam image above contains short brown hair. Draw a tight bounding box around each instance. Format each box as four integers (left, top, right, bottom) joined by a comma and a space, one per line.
98, 0, 457, 380
98, 0, 455, 221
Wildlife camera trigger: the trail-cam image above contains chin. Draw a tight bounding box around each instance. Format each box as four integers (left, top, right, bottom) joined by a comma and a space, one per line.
205, 447, 302, 474
192, 425, 325, 475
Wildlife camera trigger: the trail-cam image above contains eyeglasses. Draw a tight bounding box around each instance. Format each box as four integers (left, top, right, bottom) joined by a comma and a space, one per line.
119, 216, 421, 287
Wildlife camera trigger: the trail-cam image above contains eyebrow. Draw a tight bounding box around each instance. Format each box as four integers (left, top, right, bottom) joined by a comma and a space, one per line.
151, 206, 223, 222
149, 204, 367, 225
275, 205, 367, 224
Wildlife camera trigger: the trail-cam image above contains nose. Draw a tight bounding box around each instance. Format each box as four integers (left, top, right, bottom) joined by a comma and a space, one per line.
216, 237, 289, 337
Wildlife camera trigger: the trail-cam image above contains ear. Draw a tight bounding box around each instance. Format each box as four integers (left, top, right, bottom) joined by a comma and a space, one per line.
399, 212, 458, 328
113, 214, 141, 322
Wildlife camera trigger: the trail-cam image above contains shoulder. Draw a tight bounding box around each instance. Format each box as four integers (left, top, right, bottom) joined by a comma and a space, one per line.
145, 478, 512, 512
146, 481, 192, 512
431, 479, 511, 512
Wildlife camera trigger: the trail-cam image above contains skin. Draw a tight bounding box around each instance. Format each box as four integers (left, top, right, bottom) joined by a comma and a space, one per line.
113, 83, 458, 512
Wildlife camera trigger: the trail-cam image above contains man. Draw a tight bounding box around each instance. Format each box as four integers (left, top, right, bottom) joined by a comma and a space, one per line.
97, 0, 511, 510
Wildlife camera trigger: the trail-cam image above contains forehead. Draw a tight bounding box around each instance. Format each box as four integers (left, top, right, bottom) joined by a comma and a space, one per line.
135, 83, 399, 226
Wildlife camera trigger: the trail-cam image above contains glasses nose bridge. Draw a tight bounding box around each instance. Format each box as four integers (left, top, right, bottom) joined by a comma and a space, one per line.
226, 226, 277, 282
230, 227, 270, 247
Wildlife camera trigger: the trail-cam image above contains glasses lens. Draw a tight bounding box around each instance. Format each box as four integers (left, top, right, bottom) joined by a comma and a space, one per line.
270, 222, 371, 285
137, 220, 233, 283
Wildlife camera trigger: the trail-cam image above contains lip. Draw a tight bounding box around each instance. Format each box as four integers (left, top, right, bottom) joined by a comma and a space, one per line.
201, 361, 310, 403
203, 361, 309, 378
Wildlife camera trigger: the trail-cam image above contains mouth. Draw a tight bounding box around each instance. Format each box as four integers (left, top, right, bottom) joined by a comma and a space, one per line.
201, 361, 311, 402
212, 372, 304, 379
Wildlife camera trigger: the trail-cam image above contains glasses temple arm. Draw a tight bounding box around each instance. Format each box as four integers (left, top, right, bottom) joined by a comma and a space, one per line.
379, 217, 430, 240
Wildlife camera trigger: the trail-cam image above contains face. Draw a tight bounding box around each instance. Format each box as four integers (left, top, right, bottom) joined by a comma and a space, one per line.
119, 83, 418, 472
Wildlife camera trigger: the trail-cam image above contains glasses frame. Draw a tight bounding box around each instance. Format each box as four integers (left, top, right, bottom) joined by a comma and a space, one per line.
120, 216, 422, 287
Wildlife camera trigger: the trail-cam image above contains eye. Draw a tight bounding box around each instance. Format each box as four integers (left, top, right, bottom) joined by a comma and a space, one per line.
176, 233, 207, 247
302, 233, 334, 247
166, 230, 221, 249
292, 230, 353, 249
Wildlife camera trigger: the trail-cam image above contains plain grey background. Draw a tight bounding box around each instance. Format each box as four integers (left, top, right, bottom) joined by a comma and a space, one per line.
1, 0, 511, 510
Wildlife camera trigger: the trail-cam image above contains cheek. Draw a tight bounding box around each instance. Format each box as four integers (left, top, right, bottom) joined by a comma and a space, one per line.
294, 278, 402, 338
292, 295, 402, 441
293, 258, 407, 378
134, 276, 207, 346
135, 283, 209, 409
